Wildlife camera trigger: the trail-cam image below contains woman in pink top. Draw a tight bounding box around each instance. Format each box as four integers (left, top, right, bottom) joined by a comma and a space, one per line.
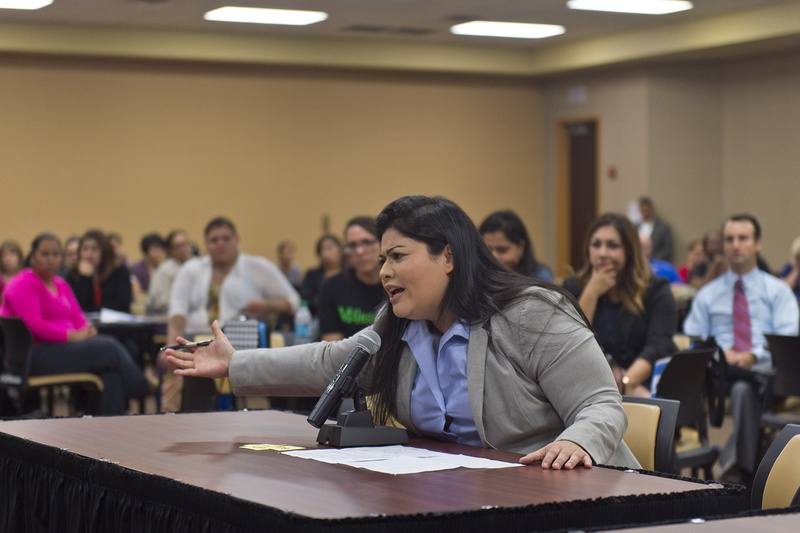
1, 233, 150, 415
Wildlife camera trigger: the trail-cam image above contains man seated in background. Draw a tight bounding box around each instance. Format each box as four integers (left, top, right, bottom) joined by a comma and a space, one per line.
683, 214, 798, 485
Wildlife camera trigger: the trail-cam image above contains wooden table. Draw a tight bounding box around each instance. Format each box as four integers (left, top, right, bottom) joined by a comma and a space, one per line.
0, 410, 746, 532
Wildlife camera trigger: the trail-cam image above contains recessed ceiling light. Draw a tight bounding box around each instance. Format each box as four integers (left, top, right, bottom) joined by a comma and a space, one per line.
204, 7, 328, 26
0, 0, 53, 9
567, 0, 693, 15
451, 21, 565, 39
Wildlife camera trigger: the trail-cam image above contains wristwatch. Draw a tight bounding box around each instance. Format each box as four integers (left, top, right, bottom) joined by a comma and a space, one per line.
621, 375, 630, 395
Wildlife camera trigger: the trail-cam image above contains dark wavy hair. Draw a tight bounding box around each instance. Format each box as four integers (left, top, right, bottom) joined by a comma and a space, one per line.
74, 229, 118, 283
478, 209, 546, 276
576, 213, 651, 315
25, 232, 61, 267
369, 195, 586, 424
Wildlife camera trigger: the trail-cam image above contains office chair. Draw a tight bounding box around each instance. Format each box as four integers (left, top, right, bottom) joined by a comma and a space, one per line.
0, 317, 103, 417
751, 423, 800, 510
655, 347, 720, 479
762, 335, 800, 432
622, 396, 680, 472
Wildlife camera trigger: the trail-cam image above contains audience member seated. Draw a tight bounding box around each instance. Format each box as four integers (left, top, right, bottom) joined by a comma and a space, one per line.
0, 239, 24, 298
689, 229, 726, 289
778, 236, 800, 302
160, 217, 300, 411
683, 214, 799, 486
640, 234, 681, 284
299, 234, 343, 317
677, 239, 705, 284
636, 196, 674, 262
276, 240, 302, 290
479, 210, 554, 282
57, 236, 80, 279
165, 217, 300, 345
107, 231, 129, 266
317, 216, 385, 342
274, 240, 303, 332
148, 230, 193, 315
563, 213, 677, 397
128, 233, 166, 294
0, 233, 150, 415
67, 229, 132, 313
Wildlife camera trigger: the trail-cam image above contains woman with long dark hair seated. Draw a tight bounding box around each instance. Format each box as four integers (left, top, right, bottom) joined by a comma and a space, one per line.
166, 196, 637, 470
562, 213, 677, 397
479, 210, 553, 282
1, 233, 151, 415
67, 229, 133, 313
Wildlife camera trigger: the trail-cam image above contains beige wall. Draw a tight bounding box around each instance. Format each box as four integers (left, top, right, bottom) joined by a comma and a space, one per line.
0, 56, 545, 270
542, 68, 650, 271
542, 53, 800, 271
647, 65, 724, 262
4, 48, 800, 275
721, 51, 800, 268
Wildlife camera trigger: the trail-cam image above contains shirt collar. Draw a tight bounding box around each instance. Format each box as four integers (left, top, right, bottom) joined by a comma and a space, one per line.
402, 319, 470, 344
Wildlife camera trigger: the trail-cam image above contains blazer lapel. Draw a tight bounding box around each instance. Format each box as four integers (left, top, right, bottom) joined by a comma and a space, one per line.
396, 345, 420, 435
467, 322, 489, 445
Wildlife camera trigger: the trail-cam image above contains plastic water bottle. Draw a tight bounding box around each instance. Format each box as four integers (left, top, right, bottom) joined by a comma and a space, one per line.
294, 300, 312, 345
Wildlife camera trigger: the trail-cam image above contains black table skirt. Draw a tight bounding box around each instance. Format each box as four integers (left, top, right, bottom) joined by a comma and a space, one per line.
0, 431, 746, 533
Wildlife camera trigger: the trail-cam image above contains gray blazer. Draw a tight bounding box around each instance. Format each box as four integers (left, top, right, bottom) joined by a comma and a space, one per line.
230, 287, 638, 468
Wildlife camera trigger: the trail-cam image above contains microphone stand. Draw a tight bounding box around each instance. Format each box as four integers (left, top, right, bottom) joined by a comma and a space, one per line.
315, 386, 409, 447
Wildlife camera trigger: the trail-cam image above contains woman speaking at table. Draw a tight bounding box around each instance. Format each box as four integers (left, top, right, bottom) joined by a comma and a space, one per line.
167, 196, 638, 470
0, 233, 151, 415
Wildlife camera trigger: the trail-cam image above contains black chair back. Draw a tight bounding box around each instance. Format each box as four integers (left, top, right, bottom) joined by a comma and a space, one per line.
181, 377, 219, 412
656, 348, 715, 428
765, 334, 800, 398
0, 317, 35, 391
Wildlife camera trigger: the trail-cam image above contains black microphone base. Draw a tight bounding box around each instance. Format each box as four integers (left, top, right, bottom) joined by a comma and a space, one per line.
316, 424, 409, 447
315, 409, 409, 447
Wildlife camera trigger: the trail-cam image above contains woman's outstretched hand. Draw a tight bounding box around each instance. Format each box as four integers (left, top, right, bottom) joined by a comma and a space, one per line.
165, 321, 235, 379
519, 440, 593, 470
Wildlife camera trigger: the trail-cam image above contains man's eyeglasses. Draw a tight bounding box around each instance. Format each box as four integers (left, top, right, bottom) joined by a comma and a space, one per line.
345, 239, 378, 253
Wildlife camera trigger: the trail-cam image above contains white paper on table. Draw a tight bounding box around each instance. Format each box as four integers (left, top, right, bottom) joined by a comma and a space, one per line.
99, 307, 140, 323
281, 445, 522, 475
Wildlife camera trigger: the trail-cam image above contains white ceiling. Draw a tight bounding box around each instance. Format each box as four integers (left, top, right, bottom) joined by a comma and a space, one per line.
1, 0, 796, 49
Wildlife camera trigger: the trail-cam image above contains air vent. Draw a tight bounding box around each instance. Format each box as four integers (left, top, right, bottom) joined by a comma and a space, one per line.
393, 28, 434, 36
344, 25, 390, 33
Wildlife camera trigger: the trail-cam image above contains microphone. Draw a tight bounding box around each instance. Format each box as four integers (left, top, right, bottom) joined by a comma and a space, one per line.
307, 330, 382, 428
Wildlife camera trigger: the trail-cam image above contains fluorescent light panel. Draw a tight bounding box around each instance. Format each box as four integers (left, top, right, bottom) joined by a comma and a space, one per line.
451, 21, 565, 39
204, 7, 328, 26
567, 0, 693, 15
0, 0, 52, 9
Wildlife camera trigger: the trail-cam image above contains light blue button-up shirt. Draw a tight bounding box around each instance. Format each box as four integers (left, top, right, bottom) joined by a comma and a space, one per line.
683, 268, 799, 362
402, 320, 480, 446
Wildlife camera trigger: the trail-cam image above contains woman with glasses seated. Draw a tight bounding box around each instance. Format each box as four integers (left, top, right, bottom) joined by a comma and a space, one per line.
317, 216, 386, 342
